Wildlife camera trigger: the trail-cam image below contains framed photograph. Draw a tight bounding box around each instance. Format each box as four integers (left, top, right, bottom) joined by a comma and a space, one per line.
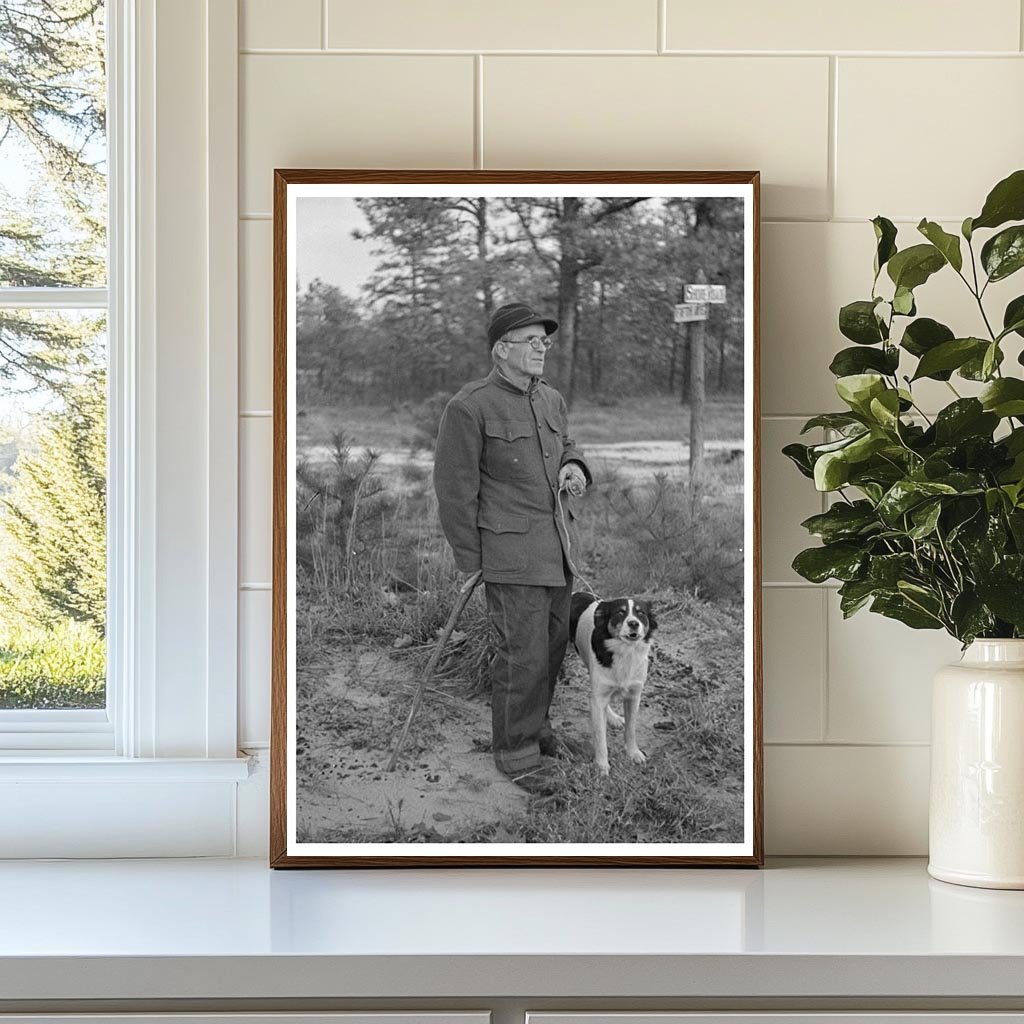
270, 170, 762, 867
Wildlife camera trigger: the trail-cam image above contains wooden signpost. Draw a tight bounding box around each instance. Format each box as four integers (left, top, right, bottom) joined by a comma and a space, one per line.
681, 274, 727, 484
673, 301, 708, 324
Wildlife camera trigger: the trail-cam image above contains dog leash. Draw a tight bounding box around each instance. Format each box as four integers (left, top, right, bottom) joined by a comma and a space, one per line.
556, 485, 600, 599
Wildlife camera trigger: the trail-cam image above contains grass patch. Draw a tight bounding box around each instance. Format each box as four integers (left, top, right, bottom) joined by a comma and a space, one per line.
0, 619, 105, 709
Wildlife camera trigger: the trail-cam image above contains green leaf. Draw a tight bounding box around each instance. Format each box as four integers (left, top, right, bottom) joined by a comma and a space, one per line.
981, 225, 1024, 283
911, 337, 988, 381
839, 300, 886, 345
900, 318, 955, 367
872, 216, 898, 278
908, 500, 942, 539
800, 501, 879, 543
835, 373, 886, 414
800, 413, 866, 435
838, 578, 880, 618
980, 378, 1024, 418
868, 552, 914, 587
846, 432, 888, 466
814, 451, 851, 491
792, 543, 866, 584
975, 578, 1024, 629
960, 344, 1004, 381
1003, 295, 1024, 340
877, 479, 958, 524
871, 594, 943, 630
892, 286, 916, 316
950, 592, 995, 644
934, 399, 998, 445
971, 168, 1024, 232
782, 442, 815, 479
917, 219, 963, 272
982, 341, 1000, 380
828, 345, 899, 378
887, 243, 946, 291
962, 216, 974, 242
985, 487, 1010, 514
868, 389, 901, 430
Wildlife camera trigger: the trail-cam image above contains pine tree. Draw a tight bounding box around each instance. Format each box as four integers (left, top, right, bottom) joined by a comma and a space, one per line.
0, 0, 106, 392
0, 373, 106, 633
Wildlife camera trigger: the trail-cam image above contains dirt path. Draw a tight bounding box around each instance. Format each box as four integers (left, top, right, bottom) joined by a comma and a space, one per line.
300, 439, 744, 488
295, 600, 741, 845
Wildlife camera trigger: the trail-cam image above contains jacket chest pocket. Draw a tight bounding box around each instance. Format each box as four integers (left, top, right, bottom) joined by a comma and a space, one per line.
483, 419, 535, 480
542, 410, 564, 463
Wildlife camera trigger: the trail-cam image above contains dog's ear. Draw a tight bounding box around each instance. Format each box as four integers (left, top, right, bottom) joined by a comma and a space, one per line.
592, 601, 610, 638
641, 602, 657, 637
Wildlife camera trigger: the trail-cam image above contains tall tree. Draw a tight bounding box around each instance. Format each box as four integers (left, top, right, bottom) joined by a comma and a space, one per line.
0, 372, 106, 632
0, 0, 106, 394
505, 197, 646, 405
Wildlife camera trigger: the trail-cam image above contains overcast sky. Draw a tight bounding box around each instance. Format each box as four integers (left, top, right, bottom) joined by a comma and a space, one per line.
295, 198, 376, 299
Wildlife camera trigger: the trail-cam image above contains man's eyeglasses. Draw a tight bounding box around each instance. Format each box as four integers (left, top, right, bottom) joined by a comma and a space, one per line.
505, 334, 554, 351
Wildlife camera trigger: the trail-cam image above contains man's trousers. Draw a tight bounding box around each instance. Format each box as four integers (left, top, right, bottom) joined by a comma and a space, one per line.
484, 578, 573, 775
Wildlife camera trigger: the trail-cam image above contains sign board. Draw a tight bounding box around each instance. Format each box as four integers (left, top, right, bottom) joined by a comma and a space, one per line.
684, 284, 727, 304
674, 302, 708, 324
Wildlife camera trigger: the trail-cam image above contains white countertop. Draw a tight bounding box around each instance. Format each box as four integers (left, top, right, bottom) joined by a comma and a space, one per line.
2, 857, 1024, 1002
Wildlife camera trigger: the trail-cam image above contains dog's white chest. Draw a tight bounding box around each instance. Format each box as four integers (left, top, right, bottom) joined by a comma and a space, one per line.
574, 603, 650, 696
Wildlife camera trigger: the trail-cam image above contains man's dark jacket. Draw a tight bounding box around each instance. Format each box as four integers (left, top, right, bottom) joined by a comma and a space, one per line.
433, 367, 592, 586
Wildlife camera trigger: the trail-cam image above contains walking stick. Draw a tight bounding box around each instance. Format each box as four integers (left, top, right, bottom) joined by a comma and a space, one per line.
385, 569, 483, 772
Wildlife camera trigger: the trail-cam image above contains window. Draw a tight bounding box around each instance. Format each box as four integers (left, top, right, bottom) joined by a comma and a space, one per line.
0, 0, 246, 857
0, 1, 110, 743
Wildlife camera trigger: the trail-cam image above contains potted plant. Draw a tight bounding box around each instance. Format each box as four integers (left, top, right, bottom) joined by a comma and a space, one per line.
785, 168, 1024, 889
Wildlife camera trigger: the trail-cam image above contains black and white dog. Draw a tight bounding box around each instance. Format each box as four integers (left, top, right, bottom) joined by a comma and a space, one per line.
569, 593, 658, 775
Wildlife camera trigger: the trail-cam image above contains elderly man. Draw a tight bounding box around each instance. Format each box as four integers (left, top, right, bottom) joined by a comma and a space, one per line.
433, 302, 592, 795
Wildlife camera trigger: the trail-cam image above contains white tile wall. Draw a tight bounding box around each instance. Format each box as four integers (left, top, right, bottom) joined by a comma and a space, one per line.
240, 55, 475, 212
240, 417, 272, 587
836, 58, 1024, 221
235, 2, 1024, 854
239, 590, 272, 748
241, 0, 321, 50
483, 56, 831, 220
665, 0, 1021, 53
240, 219, 272, 412
326, 0, 658, 51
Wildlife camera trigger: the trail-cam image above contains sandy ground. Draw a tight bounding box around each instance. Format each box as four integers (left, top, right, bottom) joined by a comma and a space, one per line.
295, 603, 735, 844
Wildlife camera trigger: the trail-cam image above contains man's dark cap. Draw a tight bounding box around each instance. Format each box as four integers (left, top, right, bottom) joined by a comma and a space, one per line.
488, 302, 558, 346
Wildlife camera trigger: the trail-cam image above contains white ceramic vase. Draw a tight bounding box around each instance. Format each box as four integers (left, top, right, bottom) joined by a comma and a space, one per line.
929, 639, 1024, 889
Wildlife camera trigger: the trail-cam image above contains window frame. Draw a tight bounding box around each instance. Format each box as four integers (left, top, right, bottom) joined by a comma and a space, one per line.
0, 0, 245, 816
0, 4, 119, 750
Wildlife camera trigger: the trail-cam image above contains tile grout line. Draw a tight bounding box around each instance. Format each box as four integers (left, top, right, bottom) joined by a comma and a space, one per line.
474, 55, 484, 169
827, 55, 838, 221
1021, 0, 1024, 52
238, 47, 1024, 57
657, 0, 666, 54
321, 0, 328, 50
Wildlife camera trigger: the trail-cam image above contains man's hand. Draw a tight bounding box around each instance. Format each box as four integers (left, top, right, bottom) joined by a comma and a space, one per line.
459, 569, 483, 591
558, 463, 587, 497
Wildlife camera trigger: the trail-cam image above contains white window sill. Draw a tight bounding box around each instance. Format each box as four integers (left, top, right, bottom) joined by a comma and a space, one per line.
0, 755, 252, 782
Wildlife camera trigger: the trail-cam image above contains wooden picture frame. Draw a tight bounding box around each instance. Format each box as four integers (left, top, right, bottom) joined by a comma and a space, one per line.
271, 170, 762, 867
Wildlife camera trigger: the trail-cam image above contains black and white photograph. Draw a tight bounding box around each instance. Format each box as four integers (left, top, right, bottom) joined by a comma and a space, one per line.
272, 171, 762, 866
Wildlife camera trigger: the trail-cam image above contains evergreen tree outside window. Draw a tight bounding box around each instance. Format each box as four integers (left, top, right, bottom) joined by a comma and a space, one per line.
0, 1, 107, 710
